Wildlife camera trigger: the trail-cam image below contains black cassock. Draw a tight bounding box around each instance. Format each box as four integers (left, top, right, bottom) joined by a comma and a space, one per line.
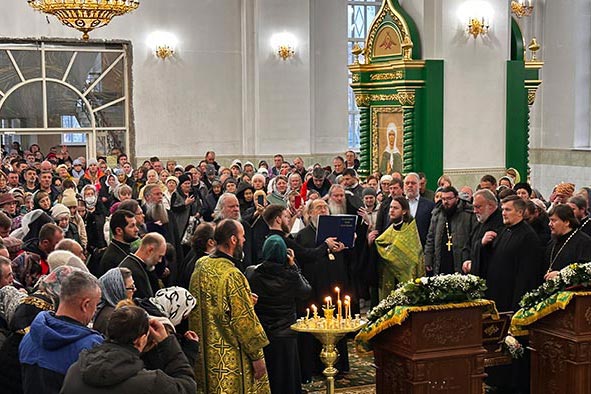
545, 230, 591, 273
483, 220, 544, 393
484, 220, 544, 313
468, 208, 504, 279
295, 224, 350, 381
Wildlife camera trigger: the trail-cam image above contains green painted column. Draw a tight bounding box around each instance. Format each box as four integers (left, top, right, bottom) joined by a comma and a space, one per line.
358, 106, 371, 177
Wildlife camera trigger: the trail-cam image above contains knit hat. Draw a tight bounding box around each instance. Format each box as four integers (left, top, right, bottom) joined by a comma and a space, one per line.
50, 203, 70, 220
380, 175, 393, 183
61, 189, 78, 208
87, 158, 98, 166
362, 187, 377, 197
178, 173, 191, 185
72, 159, 82, 166
262, 234, 287, 265
513, 182, 532, 196
230, 159, 242, 170
555, 182, 575, 197
165, 176, 179, 186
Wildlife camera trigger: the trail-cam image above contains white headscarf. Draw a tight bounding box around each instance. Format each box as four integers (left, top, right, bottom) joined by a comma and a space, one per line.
149, 286, 196, 326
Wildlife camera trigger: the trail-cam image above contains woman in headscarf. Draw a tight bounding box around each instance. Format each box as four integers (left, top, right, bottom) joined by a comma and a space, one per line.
170, 174, 200, 260
98, 172, 119, 209
236, 182, 255, 218
32, 191, 52, 214
93, 267, 135, 334
245, 235, 311, 394
10, 210, 54, 290
202, 179, 222, 221
80, 184, 107, 253
0, 286, 26, 341
50, 203, 81, 244
0, 266, 79, 394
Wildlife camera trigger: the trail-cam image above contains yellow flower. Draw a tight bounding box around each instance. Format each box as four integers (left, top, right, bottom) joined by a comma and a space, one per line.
415, 278, 422, 284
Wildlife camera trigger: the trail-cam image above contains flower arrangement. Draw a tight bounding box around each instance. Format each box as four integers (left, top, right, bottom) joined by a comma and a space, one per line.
503, 335, 524, 359
519, 262, 591, 310
367, 273, 487, 323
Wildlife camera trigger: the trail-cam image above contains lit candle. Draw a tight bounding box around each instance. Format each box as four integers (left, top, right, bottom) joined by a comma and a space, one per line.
337, 299, 342, 320
345, 296, 351, 319
344, 299, 349, 320
306, 308, 310, 320
311, 304, 318, 319
335, 286, 340, 303
328, 296, 332, 308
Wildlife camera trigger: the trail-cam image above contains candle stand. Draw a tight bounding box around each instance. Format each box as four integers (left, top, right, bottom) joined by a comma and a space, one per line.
291, 309, 365, 394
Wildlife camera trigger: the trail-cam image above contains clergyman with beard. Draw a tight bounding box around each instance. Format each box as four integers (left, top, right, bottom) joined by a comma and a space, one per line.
424, 186, 477, 275
295, 199, 349, 382
143, 183, 170, 238
462, 189, 504, 276
119, 232, 167, 298
98, 209, 139, 276
189, 219, 270, 393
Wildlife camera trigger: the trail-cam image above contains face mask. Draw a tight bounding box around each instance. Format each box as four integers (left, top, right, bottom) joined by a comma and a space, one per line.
84, 196, 97, 207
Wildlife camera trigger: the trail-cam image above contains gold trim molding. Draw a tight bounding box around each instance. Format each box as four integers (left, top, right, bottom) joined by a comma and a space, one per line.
370, 71, 404, 81
527, 89, 537, 106
352, 73, 360, 82
365, 1, 410, 63
354, 91, 416, 107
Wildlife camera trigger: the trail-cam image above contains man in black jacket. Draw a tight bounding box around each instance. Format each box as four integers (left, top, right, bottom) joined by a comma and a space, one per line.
404, 173, 435, 246
60, 305, 196, 394
119, 233, 166, 298
97, 210, 138, 277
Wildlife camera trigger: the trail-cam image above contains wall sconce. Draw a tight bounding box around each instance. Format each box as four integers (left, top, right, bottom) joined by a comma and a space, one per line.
511, 0, 534, 18
270, 32, 297, 61
458, 1, 493, 39
146, 31, 178, 60
467, 17, 489, 38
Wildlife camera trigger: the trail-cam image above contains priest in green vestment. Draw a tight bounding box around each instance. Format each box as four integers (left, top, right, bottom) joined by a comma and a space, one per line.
189, 219, 270, 394
371, 196, 424, 300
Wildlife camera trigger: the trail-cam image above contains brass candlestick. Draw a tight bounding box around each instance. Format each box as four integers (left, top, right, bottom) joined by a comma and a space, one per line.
292, 315, 365, 394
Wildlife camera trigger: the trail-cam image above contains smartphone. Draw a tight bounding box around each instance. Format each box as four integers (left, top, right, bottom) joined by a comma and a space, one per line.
294, 195, 302, 209
257, 195, 265, 206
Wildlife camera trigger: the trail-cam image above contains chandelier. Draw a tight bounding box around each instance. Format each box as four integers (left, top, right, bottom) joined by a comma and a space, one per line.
27, 0, 140, 40
511, 0, 534, 18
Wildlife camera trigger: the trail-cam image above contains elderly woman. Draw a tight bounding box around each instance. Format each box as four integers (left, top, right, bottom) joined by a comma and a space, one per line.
246, 235, 311, 394
94, 267, 135, 334
50, 204, 80, 245
170, 174, 200, 260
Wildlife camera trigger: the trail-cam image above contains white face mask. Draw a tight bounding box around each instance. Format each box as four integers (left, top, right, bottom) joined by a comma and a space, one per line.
84, 196, 97, 206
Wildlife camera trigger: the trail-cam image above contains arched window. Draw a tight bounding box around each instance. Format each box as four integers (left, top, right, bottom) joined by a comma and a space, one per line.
347, 0, 380, 150
0, 41, 132, 158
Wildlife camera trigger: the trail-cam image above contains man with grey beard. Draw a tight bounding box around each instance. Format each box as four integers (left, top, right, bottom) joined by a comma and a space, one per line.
143, 184, 171, 242
295, 199, 349, 381
327, 184, 360, 215
462, 189, 504, 275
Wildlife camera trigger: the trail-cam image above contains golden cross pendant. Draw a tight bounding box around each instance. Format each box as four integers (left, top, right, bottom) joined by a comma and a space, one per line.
446, 237, 453, 252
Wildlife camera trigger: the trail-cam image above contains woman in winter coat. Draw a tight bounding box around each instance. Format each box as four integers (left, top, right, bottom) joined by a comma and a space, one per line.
60, 306, 196, 394
245, 235, 311, 394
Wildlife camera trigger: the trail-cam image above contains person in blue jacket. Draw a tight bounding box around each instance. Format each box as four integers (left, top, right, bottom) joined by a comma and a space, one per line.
19, 270, 103, 394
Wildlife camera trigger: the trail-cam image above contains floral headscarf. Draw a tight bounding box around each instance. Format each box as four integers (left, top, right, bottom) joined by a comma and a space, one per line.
37, 266, 81, 303
0, 285, 26, 325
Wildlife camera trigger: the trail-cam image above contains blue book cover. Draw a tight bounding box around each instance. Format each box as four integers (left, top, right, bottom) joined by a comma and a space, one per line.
315, 214, 357, 248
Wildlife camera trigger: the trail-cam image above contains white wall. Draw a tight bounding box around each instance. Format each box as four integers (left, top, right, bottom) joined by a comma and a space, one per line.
0, 0, 348, 162
403, 0, 510, 172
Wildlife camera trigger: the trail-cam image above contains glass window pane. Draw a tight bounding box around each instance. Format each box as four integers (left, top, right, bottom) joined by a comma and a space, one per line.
11, 50, 42, 80
46, 51, 77, 80
0, 81, 43, 128
96, 130, 126, 157
62, 132, 87, 145
95, 99, 126, 128
90, 55, 124, 105
0, 50, 22, 94
47, 82, 92, 128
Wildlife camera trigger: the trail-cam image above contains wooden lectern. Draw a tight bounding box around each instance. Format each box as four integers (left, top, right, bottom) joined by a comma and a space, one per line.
372, 305, 486, 394
529, 293, 591, 393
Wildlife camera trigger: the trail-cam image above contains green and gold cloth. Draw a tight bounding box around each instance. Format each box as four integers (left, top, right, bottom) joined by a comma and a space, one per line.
355, 300, 498, 352
375, 220, 425, 301
189, 255, 270, 394
511, 291, 591, 336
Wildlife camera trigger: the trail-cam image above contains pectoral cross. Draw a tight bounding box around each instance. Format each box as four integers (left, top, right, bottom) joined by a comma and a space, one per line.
446, 235, 453, 252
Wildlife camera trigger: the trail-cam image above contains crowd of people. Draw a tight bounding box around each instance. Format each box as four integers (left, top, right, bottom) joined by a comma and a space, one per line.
0, 141, 590, 394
